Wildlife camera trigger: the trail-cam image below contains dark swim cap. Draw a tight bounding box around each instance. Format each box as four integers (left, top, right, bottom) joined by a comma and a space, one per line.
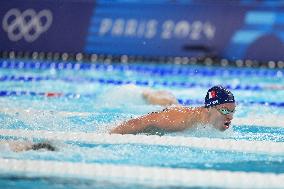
204, 86, 235, 108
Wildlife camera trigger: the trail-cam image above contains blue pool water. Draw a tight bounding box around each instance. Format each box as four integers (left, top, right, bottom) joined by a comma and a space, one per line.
0, 59, 284, 188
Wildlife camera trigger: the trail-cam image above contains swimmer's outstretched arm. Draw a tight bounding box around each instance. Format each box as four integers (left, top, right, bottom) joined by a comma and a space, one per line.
142, 90, 178, 106
110, 107, 192, 134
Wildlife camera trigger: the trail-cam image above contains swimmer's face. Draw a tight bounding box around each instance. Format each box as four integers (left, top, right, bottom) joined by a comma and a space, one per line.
209, 103, 236, 131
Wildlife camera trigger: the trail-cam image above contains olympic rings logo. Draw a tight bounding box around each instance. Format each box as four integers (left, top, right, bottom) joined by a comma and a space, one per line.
2, 8, 53, 42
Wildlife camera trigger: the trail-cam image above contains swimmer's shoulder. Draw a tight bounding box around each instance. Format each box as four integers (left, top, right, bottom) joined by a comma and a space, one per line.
159, 106, 197, 118
161, 105, 195, 112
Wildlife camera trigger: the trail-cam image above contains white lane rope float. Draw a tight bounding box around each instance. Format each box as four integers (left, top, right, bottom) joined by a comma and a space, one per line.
0, 158, 283, 189
1, 107, 284, 128
0, 129, 283, 154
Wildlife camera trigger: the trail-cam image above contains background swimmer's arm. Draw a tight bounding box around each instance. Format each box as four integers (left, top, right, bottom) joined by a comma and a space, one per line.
1, 141, 56, 152
142, 90, 178, 106
110, 108, 190, 134
2, 141, 33, 152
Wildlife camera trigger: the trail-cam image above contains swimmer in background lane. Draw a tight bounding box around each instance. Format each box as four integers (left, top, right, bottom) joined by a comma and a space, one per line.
0, 140, 56, 152
110, 86, 236, 135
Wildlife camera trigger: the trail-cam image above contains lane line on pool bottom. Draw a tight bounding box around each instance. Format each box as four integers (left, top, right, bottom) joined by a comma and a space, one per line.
0, 158, 283, 189
0, 129, 283, 154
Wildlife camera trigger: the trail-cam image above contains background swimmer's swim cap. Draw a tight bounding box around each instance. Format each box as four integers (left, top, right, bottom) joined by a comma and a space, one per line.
204, 86, 235, 107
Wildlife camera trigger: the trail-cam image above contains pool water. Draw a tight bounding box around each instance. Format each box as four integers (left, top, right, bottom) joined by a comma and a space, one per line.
0, 59, 283, 188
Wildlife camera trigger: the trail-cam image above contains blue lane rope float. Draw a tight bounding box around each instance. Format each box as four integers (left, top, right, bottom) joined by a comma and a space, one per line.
0, 59, 283, 78
0, 75, 269, 91
0, 90, 283, 108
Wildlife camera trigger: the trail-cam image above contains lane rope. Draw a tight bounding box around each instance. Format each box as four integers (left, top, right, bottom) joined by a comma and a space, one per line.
0, 74, 274, 91
0, 158, 283, 188
1, 59, 283, 78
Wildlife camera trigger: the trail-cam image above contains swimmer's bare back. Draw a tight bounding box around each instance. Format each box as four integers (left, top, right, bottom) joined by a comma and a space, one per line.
110, 106, 202, 134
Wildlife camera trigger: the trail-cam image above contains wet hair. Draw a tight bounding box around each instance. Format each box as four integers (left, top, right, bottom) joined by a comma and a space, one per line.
31, 142, 56, 151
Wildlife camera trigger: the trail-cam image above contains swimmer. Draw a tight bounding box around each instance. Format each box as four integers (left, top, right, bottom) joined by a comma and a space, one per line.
0, 140, 56, 152
110, 86, 236, 135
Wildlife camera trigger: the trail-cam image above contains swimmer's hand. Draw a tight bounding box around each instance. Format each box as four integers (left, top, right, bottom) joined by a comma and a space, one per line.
142, 89, 178, 106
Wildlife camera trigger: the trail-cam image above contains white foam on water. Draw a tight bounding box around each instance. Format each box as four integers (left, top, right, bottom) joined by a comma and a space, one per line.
1, 107, 283, 128
94, 84, 147, 106
233, 116, 284, 128
0, 129, 283, 154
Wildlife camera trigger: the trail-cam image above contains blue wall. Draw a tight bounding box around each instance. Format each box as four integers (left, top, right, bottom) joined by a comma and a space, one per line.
1, 0, 284, 61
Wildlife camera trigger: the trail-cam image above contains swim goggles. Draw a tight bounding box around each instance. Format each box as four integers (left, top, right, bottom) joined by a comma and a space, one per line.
215, 108, 235, 115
